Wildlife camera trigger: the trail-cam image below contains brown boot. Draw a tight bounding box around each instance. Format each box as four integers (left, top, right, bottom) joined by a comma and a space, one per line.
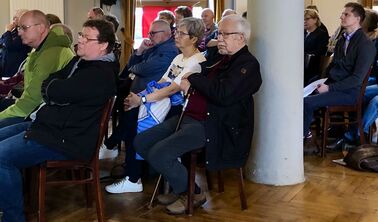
165, 193, 206, 215
157, 193, 179, 205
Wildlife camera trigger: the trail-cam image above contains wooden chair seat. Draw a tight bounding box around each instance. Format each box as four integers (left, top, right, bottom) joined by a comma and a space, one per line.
320, 69, 371, 157
186, 148, 247, 215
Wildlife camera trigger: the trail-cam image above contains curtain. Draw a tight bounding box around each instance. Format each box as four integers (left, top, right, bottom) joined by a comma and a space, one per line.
121, 0, 136, 67
214, 0, 225, 23
364, 0, 373, 8
142, 6, 177, 37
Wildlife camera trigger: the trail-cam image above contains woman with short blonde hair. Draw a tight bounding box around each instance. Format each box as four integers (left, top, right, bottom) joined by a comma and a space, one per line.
304, 9, 329, 85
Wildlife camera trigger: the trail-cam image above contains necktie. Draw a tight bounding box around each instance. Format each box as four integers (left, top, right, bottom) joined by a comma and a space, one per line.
343, 32, 352, 55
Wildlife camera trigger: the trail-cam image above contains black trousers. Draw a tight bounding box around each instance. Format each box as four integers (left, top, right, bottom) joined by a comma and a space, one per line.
105, 105, 182, 183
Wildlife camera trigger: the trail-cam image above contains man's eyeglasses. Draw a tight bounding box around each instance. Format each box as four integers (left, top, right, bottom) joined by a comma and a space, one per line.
17, 24, 40, 32
78, 32, 99, 42
148, 30, 165, 37
218, 31, 243, 38
174, 30, 190, 37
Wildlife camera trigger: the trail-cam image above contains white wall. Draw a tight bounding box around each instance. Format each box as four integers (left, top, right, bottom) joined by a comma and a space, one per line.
235, 0, 247, 15
64, 0, 96, 44
10, 0, 64, 22
224, 0, 234, 11
0, 1, 10, 33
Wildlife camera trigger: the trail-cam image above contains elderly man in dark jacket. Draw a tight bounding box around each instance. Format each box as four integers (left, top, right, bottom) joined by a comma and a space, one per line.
0, 19, 117, 222
134, 15, 262, 215
304, 2, 376, 138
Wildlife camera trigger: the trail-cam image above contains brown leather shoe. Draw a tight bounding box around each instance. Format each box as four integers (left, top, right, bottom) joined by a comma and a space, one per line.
165, 193, 206, 215
157, 193, 179, 205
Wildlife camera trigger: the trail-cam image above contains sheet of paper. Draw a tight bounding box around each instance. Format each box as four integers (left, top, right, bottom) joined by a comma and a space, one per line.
303, 78, 328, 97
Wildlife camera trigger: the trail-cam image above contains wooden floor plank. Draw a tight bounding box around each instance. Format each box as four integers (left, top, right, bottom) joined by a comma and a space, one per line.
22, 152, 378, 222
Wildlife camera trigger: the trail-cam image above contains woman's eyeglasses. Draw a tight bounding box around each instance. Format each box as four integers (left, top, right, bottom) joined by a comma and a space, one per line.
78, 32, 99, 42
174, 30, 190, 37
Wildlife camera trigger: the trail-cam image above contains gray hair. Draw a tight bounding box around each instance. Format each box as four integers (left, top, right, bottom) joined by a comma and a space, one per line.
222, 9, 237, 17
14, 9, 28, 19
177, 17, 205, 46
151, 19, 171, 34
219, 15, 251, 43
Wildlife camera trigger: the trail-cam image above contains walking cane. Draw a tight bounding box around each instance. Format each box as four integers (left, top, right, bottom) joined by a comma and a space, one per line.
147, 87, 193, 209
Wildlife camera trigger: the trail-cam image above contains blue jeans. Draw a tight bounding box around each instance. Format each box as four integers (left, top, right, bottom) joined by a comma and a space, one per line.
362, 85, 378, 133
134, 115, 206, 194
0, 117, 24, 129
364, 84, 378, 101
362, 95, 378, 134
344, 85, 378, 140
0, 122, 67, 222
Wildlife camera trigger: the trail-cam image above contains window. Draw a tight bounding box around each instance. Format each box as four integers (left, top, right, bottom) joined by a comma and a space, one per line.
133, 5, 204, 49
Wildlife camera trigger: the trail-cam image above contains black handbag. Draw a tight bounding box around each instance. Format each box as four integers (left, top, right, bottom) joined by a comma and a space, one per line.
344, 144, 378, 172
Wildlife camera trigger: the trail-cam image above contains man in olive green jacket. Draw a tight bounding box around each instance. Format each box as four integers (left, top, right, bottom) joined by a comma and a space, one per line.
0, 10, 74, 128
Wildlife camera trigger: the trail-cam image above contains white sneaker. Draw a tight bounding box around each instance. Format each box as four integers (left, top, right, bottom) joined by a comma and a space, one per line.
105, 176, 143, 193
99, 144, 118, 159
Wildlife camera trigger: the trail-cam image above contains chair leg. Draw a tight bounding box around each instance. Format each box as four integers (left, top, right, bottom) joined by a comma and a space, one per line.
217, 171, 224, 193
187, 151, 197, 216
321, 110, 329, 158
238, 168, 247, 210
38, 166, 46, 222
94, 168, 105, 222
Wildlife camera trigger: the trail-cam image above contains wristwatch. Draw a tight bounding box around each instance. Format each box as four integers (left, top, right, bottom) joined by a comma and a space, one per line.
141, 95, 147, 104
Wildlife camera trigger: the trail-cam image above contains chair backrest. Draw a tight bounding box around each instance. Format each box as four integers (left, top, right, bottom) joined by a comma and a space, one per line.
357, 67, 372, 108
92, 96, 116, 164
304, 53, 315, 70
319, 55, 333, 78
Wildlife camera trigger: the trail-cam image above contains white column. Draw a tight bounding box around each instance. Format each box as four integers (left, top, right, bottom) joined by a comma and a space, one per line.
245, 0, 305, 185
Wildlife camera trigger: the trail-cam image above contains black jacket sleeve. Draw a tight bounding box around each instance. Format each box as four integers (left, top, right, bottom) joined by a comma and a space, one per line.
188, 58, 262, 106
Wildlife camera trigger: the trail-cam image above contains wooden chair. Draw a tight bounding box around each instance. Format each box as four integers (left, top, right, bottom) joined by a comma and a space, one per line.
37, 97, 115, 222
319, 55, 333, 78
186, 148, 247, 215
320, 69, 371, 157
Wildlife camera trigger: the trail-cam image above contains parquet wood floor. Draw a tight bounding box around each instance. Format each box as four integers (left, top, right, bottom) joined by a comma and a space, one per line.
25, 151, 378, 222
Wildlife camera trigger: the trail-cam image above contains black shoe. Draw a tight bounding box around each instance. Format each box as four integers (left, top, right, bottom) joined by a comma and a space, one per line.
326, 138, 344, 151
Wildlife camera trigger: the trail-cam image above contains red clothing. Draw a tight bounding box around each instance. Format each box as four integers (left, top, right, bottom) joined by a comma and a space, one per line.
185, 56, 230, 120
0, 72, 23, 95
184, 89, 207, 120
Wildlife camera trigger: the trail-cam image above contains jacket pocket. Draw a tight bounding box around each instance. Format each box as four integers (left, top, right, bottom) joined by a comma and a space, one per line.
221, 122, 251, 161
